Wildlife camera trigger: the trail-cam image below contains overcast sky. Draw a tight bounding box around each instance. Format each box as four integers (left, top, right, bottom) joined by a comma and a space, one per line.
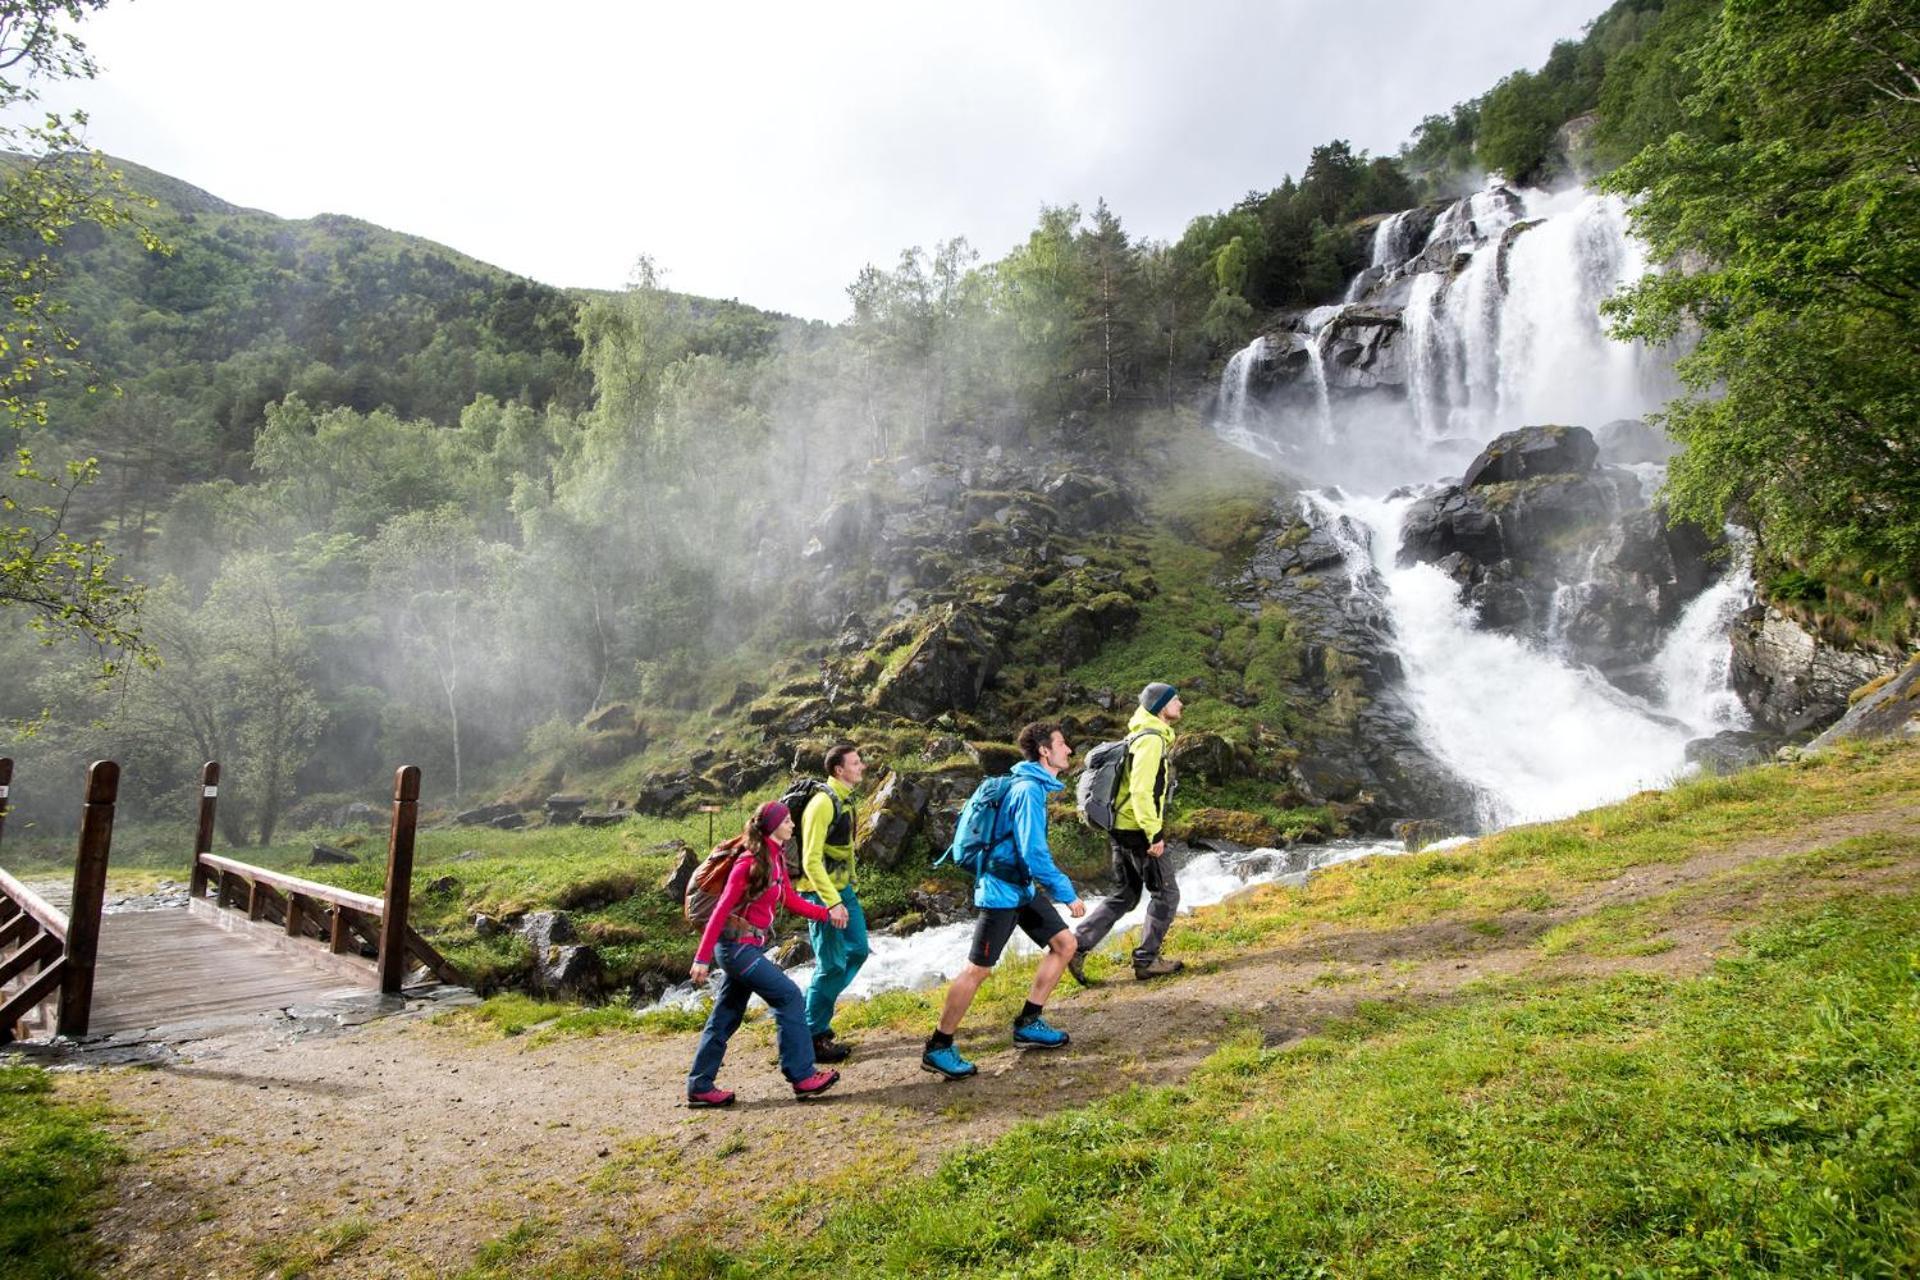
36, 0, 1609, 321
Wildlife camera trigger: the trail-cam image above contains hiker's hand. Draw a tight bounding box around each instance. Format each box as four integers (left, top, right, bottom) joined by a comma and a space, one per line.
829, 904, 850, 929
1148, 840, 1166, 857
1067, 899, 1087, 919
689, 963, 710, 984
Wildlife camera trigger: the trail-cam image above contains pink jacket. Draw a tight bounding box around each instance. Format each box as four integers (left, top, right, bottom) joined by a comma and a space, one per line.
694, 839, 831, 965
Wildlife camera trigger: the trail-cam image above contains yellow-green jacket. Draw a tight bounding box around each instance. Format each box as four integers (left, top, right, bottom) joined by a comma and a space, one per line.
1114, 706, 1176, 841
798, 777, 857, 907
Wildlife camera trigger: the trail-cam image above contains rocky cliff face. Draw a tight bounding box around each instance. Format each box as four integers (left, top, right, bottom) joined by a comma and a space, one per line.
1231, 500, 1474, 827
1393, 425, 1724, 697
1730, 608, 1905, 735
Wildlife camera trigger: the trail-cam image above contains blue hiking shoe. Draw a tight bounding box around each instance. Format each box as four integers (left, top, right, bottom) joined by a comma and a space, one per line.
1012, 1016, 1070, 1050
920, 1043, 978, 1081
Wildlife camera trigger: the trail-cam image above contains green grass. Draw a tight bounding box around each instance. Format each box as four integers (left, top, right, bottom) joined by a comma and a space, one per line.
249, 1217, 372, 1279
0, 1066, 120, 1280
697, 886, 1920, 1278
1161, 740, 1920, 971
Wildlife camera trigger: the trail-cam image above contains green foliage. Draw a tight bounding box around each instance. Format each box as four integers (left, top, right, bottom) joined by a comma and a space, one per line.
1603, 0, 1920, 614
0, 1064, 119, 1280
0, 2, 156, 660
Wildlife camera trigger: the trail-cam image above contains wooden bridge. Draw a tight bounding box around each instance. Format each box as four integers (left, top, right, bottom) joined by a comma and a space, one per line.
0, 759, 460, 1045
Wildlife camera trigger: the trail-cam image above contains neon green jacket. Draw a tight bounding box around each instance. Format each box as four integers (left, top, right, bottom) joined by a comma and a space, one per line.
798, 777, 857, 907
1114, 706, 1175, 841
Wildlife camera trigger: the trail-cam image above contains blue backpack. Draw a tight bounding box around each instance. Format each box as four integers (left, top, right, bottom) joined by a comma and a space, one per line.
936, 775, 1026, 884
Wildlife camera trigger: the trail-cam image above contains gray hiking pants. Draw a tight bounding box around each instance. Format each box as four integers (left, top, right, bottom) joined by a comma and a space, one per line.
1074, 829, 1180, 966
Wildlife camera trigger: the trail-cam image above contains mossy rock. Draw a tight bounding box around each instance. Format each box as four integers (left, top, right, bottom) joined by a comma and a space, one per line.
580, 702, 638, 734
1182, 808, 1281, 847
582, 727, 646, 766
965, 741, 1024, 773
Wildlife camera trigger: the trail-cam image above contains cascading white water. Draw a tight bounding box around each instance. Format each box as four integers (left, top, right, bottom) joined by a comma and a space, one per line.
1308, 491, 1738, 828
1303, 338, 1335, 442
1654, 545, 1755, 733
1345, 209, 1419, 303
1211, 179, 1750, 830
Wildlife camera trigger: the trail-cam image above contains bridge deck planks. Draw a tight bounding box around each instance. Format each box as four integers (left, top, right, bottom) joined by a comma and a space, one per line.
85, 908, 364, 1035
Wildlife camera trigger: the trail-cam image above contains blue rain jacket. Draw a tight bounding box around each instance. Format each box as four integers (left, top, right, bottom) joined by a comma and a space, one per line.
973, 760, 1079, 909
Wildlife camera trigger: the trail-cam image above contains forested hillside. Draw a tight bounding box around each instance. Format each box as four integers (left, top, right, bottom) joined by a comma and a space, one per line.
2, 0, 1912, 854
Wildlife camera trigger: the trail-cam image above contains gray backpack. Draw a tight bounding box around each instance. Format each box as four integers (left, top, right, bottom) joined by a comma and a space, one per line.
1075, 730, 1151, 831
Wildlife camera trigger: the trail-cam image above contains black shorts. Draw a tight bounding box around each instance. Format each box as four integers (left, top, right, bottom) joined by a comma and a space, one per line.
968, 894, 1069, 968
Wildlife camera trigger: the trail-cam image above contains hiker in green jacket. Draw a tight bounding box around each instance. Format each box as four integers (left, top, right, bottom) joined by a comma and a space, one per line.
1070, 682, 1186, 982
796, 742, 868, 1064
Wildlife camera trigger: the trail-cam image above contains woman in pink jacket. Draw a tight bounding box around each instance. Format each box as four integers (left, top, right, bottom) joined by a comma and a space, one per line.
687, 800, 842, 1106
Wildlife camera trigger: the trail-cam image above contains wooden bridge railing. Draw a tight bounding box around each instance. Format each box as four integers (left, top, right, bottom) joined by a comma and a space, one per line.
185, 764, 460, 994
0, 758, 115, 1042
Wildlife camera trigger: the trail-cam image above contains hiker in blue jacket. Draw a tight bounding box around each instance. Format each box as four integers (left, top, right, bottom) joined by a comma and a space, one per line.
922, 721, 1085, 1081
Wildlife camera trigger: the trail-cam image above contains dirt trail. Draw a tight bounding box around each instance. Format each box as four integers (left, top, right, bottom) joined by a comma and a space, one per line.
60, 802, 1920, 1278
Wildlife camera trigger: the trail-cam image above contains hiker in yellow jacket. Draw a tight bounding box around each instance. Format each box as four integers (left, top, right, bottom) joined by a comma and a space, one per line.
796, 742, 868, 1063
1069, 682, 1186, 982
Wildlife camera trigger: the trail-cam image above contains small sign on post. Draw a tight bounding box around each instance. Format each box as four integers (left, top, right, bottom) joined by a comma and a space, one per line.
697, 803, 723, 849
189, 762, 220, 900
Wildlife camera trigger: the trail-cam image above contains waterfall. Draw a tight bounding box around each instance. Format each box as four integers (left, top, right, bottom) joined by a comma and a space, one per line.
1308, 491, 1707, 828
1303, 335, 1335, 442
1211, 179, 1744, 830
1654, 544, 1755, 733
1345, 209, 1418, 303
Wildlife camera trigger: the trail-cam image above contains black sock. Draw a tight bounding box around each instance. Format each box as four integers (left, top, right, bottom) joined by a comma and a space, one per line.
1016, 1001, 1043, 1025
927, 1030, 954, 1050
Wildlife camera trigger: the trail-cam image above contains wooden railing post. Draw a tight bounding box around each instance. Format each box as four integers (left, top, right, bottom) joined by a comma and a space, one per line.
188, 761, 219, 899
57, 760, 116, 1038
0, 757, 13, 853
377, 765, 420, 994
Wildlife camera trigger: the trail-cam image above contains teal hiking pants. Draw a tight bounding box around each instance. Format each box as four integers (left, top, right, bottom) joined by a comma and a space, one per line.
802, 886, 870, 1036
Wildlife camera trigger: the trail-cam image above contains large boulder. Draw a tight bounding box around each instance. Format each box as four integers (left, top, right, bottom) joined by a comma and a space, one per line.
1462, 425, 1599, 487
1047, 591, 1141, 670
1042, 472, 1133, 530
870, 602, 1012, 721
1685, 730, 1787, 774
1555, 508, 1719, 675
1318, 307, 1406, 391
1808, 657, 1920, 750
857, 771, 933, 869
1168, 731, 1241, 783
1730, 607, 1904, 734
455, 802, 518, 827
658, 844, 700, 904
519, 910, 577, 951
1399, 474, 1615, 574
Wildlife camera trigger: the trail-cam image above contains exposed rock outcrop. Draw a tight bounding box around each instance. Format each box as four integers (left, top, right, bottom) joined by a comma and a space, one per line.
1730, 607, 1904, 735
1808, 656, 1920, 749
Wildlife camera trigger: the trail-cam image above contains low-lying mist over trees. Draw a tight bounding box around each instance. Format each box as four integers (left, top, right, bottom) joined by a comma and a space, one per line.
3, 0, 1913, 838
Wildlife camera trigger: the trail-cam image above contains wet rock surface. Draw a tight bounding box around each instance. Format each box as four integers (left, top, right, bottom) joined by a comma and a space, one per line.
1230, 496, 1474, 829
1730, 607, 1904, 735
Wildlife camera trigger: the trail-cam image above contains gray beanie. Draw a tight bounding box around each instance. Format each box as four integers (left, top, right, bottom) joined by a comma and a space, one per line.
1140, 682, 1178, 715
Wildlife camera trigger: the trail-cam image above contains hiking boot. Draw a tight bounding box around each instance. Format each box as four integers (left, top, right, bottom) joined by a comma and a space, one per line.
792, 1069, 841, 1101
920, 1043, 978, 1081
1012, 1016, 1070, 1050
1066, 952, 1096, 987
813, 1034, 851, 1064
1133, 956, 1186, 980
687, 1087, 736, 1109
